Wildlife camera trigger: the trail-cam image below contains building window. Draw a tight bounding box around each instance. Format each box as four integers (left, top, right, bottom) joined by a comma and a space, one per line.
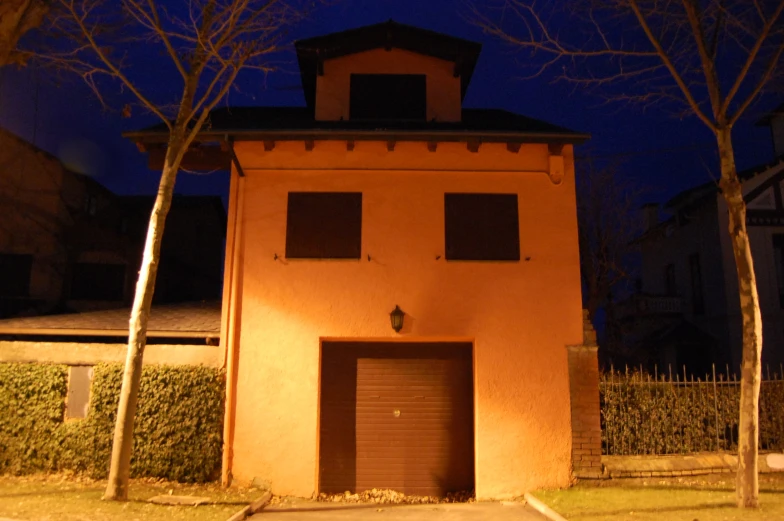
664, 263, 676, 296
773, 235, 784, 308
444, 193, 520, 261
70, 262, 126, 300
84, 194, 98, 216
118, 217, 129, 235
0, 253, 33, 297
349, 74, 426, 120
689, 253, 704, 315
286, 192, 362, 259
65, 366, 93, 420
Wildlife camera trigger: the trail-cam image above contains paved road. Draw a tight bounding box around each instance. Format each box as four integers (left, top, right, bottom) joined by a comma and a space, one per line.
250, 501, 550, 520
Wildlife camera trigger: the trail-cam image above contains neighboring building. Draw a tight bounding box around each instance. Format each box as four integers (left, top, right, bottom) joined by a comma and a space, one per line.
0, 127, 103, 317
0, 128, 226, 317
130, 21, 591, 498
625, 102, 784, 371
113, 195, 226, 305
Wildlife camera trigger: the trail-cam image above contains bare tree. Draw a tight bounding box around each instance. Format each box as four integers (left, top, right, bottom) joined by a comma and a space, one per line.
473, 0, 784, 508
577, 158, 642, 326
18, 0, 313, 501
0, 0, 48, 66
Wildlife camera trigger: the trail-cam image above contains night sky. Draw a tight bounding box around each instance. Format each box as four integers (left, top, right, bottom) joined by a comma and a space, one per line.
0, 0, 778, 207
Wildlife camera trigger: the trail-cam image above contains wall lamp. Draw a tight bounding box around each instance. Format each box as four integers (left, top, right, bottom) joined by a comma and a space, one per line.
390, 305, 405, 333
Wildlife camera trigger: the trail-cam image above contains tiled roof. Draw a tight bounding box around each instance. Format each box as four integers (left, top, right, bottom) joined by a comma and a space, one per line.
664, 153, 784, 212
0, 301, 220, 337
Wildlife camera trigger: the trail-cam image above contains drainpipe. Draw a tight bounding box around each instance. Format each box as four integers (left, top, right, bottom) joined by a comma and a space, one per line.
221, 142, 246, 486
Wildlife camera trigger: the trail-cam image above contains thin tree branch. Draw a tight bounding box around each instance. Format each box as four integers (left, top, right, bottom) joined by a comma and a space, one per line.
721, 0, 784, 115
730, 39, 784, 125
681, 0, 723, 119
627, 0, 717, 130
57, 0, 172, 126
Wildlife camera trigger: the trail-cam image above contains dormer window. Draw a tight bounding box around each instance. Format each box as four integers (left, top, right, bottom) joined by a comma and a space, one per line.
349, 74, 426, 120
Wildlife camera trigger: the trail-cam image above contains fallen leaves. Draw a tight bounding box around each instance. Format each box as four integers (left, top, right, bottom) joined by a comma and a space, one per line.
315, 488, 475, 504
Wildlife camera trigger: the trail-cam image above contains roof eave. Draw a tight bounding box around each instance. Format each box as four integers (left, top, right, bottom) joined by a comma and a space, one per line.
123, 128, 591, 145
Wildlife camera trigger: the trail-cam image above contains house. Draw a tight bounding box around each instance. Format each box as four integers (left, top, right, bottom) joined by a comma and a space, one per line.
0, 128, 226, 316
626, 102, 784, 372
128, 21, 592, 499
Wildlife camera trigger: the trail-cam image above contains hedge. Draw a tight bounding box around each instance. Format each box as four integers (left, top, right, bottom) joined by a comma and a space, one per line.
601, 371, 784, 456
0, 363, 225, 481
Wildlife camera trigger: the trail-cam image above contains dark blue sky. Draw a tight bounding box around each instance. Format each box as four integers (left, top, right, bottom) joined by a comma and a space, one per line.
0, 0, 778, 206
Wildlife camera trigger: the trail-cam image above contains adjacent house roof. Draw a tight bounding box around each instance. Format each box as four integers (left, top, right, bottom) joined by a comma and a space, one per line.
294, 20, 483, 110
633, 152, 784, 244
756, 101, 784, 125
0, 301, 220, 338
664, 152, 784, 212
126, 106, 589, 144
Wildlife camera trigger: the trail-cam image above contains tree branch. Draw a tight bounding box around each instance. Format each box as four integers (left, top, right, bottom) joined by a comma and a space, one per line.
730, 38, 784, 125
627, 0, 717, 131
721, 0, 784, 116
57, 0, 172, 126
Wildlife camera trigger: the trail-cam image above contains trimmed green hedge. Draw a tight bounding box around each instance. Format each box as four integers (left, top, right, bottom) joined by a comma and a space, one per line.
0, 362, 225, 482
0, 364, 68, 474
601, 372, 784, 455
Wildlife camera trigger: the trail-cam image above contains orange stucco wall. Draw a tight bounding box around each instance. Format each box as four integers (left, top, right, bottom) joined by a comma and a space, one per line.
226, 139, 582, 499
315, 48, 462, 122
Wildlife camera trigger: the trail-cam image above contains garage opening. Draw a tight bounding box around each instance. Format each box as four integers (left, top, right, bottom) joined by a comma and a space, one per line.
319, 342, 474, 496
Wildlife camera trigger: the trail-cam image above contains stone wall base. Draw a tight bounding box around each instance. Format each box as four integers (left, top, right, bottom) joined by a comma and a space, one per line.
0, 340, 221, 367
603, 453, 784, 479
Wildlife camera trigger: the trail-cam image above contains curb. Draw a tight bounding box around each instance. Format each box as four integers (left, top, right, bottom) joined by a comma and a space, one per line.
524, 492, 568, 521
226, 491, 272, 521
226, 504, 251, 521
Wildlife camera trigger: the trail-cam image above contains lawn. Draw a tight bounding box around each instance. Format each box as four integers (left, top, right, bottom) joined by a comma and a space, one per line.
536, 473, 784, 521
0, 474, 258, 521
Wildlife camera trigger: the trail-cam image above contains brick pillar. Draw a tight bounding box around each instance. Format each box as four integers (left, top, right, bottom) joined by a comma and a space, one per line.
567, 310, 603, 478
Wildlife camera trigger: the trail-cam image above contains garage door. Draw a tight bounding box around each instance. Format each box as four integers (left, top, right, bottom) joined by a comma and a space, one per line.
319, 342, 474, 496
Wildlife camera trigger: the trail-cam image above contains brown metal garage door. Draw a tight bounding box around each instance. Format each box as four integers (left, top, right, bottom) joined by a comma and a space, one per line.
319, 342, 474, 496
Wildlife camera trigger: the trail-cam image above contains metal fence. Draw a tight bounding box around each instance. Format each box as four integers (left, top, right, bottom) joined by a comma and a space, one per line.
600, 364, 784, 456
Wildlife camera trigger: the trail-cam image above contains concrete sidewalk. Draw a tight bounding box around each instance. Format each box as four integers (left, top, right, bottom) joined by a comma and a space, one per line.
251, 501, 548, 520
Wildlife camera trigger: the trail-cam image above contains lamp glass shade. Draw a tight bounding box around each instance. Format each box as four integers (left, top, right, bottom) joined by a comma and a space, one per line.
390, 305, 405, 333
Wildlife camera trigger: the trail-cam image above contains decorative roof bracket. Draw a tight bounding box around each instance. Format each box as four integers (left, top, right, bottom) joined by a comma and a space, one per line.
548, 143, 565, 185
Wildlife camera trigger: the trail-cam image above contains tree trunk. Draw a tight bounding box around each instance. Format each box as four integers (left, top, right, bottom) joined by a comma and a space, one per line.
102, 134, 184, 501
717, 126, 763, 509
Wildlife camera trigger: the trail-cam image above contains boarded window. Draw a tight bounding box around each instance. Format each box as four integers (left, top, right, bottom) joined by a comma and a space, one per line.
349, 74, 426, 120
0, 253, 33, 297
689, 253, 704, 315
70, 262, 126, 300
66, 366, 93, 420
286, 192, 362, 259
444, 193, 520, 261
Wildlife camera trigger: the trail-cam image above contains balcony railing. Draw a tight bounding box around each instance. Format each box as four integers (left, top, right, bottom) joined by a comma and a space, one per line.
617, 294, 683, 319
